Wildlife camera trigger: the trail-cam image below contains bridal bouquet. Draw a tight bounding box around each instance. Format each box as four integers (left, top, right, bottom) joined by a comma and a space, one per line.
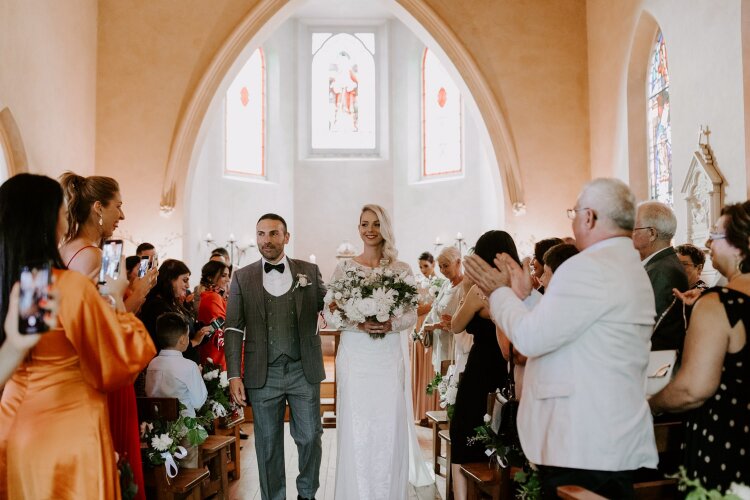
324, 262, 418, 339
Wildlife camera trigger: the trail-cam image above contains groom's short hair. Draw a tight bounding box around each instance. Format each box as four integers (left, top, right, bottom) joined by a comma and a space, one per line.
257, 213, 288, 233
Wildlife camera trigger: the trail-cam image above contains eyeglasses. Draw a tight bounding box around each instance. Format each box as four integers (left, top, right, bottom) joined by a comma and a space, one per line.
708, 232, 727, 241
632, 226, 654, 232
567, 207, 597, 220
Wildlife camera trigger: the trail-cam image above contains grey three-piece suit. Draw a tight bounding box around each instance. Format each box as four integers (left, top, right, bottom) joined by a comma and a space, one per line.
225, 258, 326, 500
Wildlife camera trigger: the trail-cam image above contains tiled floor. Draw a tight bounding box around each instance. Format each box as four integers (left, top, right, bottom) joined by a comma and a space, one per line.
227, 421, 445, 499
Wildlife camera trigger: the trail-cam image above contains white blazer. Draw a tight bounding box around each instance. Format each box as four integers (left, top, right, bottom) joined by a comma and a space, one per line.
489, 237, 658, 471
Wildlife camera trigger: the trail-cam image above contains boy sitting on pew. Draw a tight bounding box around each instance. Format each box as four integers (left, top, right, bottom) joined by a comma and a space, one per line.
146, 312, 208, 467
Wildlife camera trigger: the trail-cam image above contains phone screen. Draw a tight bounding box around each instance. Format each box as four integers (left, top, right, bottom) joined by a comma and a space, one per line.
138, 256, 150, 278
99, 239, 124, 284
18, 263, 52, 334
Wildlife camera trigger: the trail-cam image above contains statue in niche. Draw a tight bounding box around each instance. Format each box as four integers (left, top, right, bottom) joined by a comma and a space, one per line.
687, 170, 711, 245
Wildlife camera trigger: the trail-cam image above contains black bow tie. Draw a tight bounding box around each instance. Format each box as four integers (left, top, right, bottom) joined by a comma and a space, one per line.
264, 262, 285, 274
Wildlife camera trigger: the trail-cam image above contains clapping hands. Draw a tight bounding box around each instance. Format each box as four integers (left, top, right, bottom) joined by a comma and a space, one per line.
463, 253, 533, 300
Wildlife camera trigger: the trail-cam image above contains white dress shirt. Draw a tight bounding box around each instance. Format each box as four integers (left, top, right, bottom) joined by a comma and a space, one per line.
261, 255, 293, 296
146, 350, 208, 417
488, 237, 658, 471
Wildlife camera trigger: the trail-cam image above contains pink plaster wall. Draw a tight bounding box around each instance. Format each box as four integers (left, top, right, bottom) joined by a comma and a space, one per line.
0, 0, 97, 176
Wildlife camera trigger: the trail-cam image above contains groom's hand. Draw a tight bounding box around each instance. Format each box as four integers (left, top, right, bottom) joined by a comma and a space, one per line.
229, 378, 247, 407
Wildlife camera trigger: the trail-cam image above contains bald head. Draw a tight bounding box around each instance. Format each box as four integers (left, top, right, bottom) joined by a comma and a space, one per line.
578, 178, 636, 232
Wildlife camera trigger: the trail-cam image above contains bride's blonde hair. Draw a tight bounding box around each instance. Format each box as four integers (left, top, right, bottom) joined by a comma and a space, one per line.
361, 204, 398, 264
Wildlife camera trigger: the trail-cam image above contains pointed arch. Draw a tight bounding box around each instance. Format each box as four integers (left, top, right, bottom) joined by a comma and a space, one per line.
159, 0, 524, 212
0, 108, 29, 181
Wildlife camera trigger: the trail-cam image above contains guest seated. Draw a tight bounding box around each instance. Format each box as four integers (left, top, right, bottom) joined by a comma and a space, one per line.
650, 202, 750, 492
139, 259, 211, 365
675, 243, 709, 290
146, 312, 208, 467
197, 260, 230, 369
0, 173, 155, 499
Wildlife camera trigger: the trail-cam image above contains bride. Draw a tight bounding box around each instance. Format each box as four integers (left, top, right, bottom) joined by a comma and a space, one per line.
325, 204, 434, 500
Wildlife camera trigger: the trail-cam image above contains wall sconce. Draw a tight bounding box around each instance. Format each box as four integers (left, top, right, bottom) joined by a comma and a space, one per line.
455, 232, 468, 256
433, 236, 444, 255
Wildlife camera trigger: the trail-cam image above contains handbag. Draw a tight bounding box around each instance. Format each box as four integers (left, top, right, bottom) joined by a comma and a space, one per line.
493, 343, 521, 465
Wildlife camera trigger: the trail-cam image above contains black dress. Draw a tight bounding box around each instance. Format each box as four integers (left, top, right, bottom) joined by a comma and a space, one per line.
682, 287, 750, 492
450, 314, 508, 463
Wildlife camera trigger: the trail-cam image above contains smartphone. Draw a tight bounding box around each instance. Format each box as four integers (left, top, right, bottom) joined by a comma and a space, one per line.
206, 317, 225, 338
18, 263, 52, 334
138, 256, 150, 278
98, 239, 124, 284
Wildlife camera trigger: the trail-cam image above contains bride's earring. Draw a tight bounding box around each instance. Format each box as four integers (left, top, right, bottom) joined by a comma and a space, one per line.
98, 214, 103, 226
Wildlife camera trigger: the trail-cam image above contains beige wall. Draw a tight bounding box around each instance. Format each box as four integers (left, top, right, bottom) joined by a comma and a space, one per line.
0, 0, 97, 177
95, 0, 591, 259
588, 0, 747, 242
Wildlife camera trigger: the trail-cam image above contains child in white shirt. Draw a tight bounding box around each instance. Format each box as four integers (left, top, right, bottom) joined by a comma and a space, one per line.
146, 312, 207, 467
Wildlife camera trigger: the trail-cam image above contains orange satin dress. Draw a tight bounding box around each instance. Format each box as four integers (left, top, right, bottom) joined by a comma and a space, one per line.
0, 270, 156, 500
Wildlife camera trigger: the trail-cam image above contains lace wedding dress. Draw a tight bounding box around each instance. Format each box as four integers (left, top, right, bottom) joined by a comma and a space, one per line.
325, 259, 434, 500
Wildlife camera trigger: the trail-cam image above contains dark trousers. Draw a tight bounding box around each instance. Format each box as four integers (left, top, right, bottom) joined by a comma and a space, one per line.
538, 465, 635, 499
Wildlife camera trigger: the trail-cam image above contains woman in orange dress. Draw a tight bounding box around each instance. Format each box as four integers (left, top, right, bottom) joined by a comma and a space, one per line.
59, 172, 156, 500
197, 260, 230, 370
0, 173, 156, 499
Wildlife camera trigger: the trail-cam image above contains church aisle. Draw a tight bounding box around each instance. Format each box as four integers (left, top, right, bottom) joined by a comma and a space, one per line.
227, 422, 443, 499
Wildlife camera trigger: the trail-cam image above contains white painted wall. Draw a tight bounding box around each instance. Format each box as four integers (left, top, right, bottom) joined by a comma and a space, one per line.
588, 0, 746, 244
187, 15, 503, 280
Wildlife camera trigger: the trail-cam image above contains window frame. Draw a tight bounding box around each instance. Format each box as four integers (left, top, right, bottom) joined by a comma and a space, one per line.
223, 47, 267, 180
645, 29, 672, 206
421, 47, 464, 180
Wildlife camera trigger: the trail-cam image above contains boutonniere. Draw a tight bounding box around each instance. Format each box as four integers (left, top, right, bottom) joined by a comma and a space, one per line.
293, 273, 310, 291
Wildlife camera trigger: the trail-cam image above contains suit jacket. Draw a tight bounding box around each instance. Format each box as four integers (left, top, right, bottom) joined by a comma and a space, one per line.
489, 237, 658, 471
645, 247, 689, 351
224, 258, 326, 388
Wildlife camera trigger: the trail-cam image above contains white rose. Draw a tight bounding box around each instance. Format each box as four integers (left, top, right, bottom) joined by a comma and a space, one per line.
728, 483, 750, 500
219, 371, 229, 388
357, 297, 379, 317
203, 369, 219, 381
334, 292, 343, 300
151, 433, 173, 452
376, 312, 390, 323
483, 414, 491, 423
297, 275, 309, 287
404, 275, 417, 286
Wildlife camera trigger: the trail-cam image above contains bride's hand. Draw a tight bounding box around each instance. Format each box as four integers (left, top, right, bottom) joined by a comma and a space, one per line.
360, 320, 392, 335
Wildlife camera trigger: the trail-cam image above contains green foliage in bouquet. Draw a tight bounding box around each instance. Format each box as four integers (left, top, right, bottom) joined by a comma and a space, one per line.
197, 358, 234, 426
426, 372, 442, 395
670, 466, 746, 500
140, 403, 211, 466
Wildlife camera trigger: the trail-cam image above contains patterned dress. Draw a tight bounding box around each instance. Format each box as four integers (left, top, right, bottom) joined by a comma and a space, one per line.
682, 287, 750, 491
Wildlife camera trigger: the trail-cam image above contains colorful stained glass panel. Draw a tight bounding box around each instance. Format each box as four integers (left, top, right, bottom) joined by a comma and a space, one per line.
422, 48, 462, 177
225, 48, 265, 177
647, 30, 672, 206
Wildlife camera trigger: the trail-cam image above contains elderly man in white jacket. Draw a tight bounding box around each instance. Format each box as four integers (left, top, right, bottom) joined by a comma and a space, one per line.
464, 178, 658, 499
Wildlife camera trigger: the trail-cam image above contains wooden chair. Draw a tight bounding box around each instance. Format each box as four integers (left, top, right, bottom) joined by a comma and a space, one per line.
557, 419, 683, 499
136, 397, 209, 500
426, 410, 449, 476
460, 392, 517, 500
198, 434, 235, 499
438, 429, 453, 500
210, 412, 245, 480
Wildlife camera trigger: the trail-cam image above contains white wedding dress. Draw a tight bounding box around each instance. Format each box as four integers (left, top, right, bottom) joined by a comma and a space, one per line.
326, 260, 434, 500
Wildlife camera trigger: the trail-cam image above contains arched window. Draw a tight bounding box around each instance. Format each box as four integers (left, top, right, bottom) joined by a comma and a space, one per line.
422, 48, 462, 178
225, 48, 265, 178
647, 29, 671, 205
311, 32, 376, 151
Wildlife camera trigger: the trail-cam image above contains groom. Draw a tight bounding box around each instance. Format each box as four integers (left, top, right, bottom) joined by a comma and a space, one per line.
225, 213, 326, 500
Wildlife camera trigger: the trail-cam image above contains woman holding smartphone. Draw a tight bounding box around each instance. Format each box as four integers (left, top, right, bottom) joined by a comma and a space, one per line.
0, 173, 155, 499
59, 171, 156, 500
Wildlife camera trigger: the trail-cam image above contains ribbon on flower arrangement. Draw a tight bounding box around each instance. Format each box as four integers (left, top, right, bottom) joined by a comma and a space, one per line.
161, 446, 188, 479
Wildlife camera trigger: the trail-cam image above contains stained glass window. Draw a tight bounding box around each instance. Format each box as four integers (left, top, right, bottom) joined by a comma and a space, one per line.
422, 48, 462, 177
311, 32, 376, 150
225, 48, 265, 177
647, 30, 672, 205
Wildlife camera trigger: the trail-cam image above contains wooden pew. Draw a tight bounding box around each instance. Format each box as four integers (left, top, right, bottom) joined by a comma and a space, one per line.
136, 397, 209, 500
426, 410, 449, 477
438, 429, 453, 500
198, 434, 235, 499
210, 412, 245, 481
557, 419, 683, 499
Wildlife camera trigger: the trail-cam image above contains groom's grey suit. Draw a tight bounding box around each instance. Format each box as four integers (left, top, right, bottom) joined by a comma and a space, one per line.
225, 257, 326, 500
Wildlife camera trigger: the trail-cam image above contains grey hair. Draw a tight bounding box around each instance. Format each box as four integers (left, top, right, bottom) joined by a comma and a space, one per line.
438, 246, 461, 263
361, 204, 398, 263
579, 178, 636, 231
637, 201, 677, 241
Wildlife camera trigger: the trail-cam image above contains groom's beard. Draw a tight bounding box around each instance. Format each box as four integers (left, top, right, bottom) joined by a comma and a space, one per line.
260, 244, 284, 262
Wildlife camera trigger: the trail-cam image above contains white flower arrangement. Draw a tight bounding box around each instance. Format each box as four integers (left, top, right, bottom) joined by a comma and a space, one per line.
219, 371, 229, 389
203, 369, 219, 381
437, 365, 459, 418
151, 433, 174, 452
324, 262, 419, 339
